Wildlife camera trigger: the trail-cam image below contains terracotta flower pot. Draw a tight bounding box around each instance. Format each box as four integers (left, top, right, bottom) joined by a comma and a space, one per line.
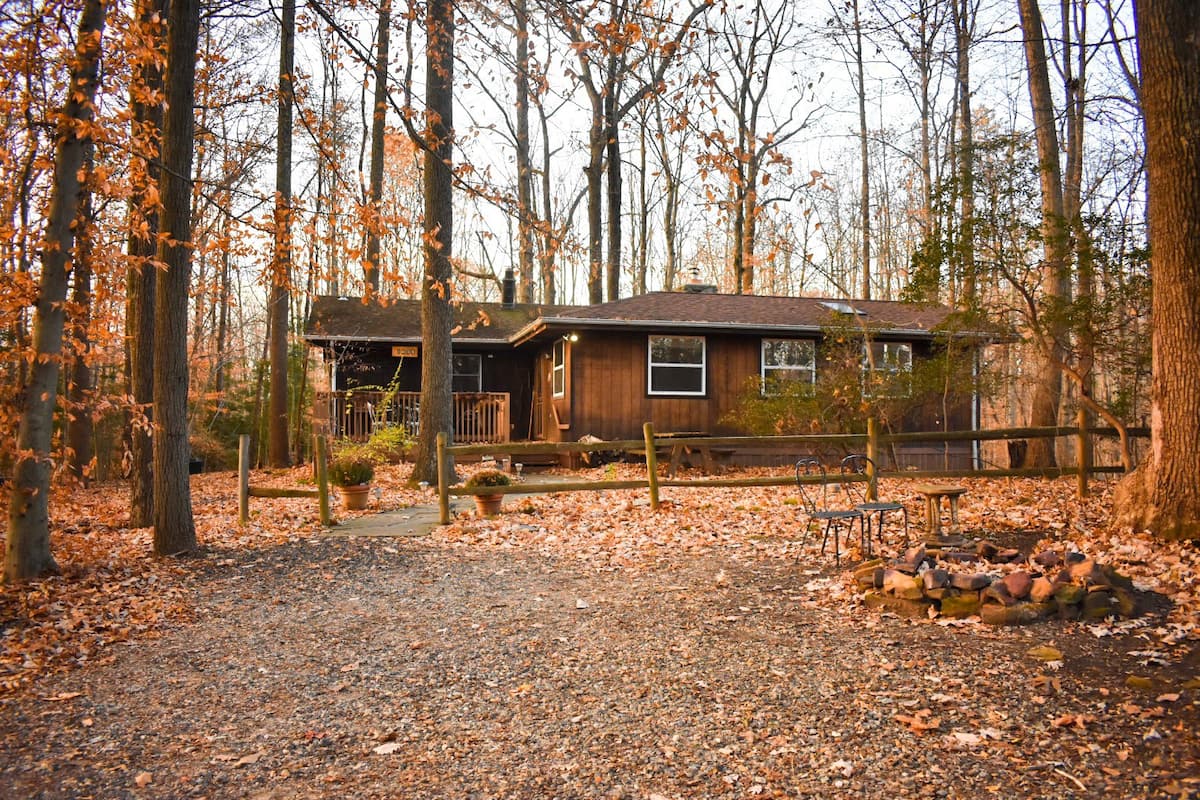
474, 493, 503, 517
339, 483, 371, 510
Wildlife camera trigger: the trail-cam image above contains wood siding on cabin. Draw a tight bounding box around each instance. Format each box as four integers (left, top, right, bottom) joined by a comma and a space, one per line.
568, 331, 761, 440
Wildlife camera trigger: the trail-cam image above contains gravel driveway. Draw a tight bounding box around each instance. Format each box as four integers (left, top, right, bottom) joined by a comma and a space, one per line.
1, 533, 1197, 799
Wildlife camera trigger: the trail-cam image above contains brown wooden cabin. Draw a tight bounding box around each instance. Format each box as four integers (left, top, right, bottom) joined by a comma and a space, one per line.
303, 288, 985, 469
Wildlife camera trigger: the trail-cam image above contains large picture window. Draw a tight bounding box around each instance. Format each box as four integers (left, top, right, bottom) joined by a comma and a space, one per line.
863, 341, 912, 397
452, 354, 482, 392
552, 339, 566, 397
648, 335, 706, 396
761, 339, 816, 394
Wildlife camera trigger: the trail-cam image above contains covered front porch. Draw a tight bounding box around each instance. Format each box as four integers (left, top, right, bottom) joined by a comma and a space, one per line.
315, 390, 512, 444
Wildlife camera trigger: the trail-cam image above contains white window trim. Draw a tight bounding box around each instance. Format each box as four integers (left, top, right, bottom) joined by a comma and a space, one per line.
760, 338, 816, 395
452, 353, 482, 393
647, 335, 707, 397
862, 341, 913, 398
552, 339, 566, 398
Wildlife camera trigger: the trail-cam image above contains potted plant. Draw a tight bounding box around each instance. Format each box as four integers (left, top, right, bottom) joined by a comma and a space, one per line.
464, 468, 511, 516
329, 447, 376, 510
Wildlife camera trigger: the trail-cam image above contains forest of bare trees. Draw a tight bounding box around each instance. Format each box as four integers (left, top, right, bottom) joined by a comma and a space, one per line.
0, 0, 1194, 578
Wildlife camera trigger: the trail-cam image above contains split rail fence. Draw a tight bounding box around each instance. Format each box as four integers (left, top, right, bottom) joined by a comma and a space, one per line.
237, 434, 332, 526
436, 421, 1148, 525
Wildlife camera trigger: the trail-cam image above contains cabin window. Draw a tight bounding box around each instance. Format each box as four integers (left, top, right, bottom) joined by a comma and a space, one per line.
648, 335, 706, 396
863, 341, 912, 397
761, 339, 816, 394
552, 339, 566, 397
452, 354, 482, 392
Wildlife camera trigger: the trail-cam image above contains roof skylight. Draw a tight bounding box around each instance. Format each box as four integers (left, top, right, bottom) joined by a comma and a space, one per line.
818, 300, 866, 316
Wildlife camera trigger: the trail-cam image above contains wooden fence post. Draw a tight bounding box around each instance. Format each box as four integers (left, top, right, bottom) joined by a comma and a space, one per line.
866, 416, 879, 501
1076, 408, 1089, 498
315, 434, 332, 526
437, 432, 450, 524
643, 422, 660, 510
238, 434, 250, 525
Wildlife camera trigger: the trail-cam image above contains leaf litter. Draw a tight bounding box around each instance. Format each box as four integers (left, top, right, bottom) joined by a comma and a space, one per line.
0, 466, 1197, 797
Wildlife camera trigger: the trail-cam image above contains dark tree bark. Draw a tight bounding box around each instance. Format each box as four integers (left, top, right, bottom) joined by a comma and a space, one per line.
67, 168, 96, 483
126, 0, 166, 527
268, 0, 295, 467
1017, 0, 1070, 467
364, 0, 390, 294
5, 0, 107, 583
1113, 0, 1200, 540
409, 0, 455, 485
151, 0, 200, 555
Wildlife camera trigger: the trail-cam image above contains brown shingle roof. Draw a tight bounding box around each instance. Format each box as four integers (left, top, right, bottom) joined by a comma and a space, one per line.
303, 296, 577, 344
305, 292, 968, 346
534, 292, 955, 336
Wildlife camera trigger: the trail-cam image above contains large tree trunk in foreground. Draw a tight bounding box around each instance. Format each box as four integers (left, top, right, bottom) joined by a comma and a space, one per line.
408, 0, 455, 485
152, 0, 200, 555
4, 0, 107, 583
126, 0, 167, 527
1113, 0, 1200, 541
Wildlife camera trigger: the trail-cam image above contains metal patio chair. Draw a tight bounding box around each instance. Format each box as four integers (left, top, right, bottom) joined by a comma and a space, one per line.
842, 454, 909, 556
795, 457, 865, 566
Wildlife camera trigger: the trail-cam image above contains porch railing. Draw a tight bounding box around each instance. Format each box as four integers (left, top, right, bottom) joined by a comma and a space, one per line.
315, 390, 510, 444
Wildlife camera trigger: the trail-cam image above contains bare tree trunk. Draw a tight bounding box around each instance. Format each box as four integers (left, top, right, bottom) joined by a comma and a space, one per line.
152, 0, 200, 554
514, 0, 536, 302
853, 0, 871, 300
953, 0, 976, 307
364, 0, 390, 293
584, 116, 604, 304
67, 170, 96, 483
1113, 0, 1200, 540
1017, 0, 1070, 467
604, 76, 622, 301
126, 0, 165, 527
633, 118, 649, 295
537, 102, 557, 303
1061, 0, 1095, 471
268, 0, 295, 467
409, 0, 455, 485
654, 98, 681, 292
126, 9, 164, 527
5, 0, 106, 583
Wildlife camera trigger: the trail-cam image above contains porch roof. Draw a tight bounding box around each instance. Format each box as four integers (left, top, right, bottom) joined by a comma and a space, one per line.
304, 296, 576, 345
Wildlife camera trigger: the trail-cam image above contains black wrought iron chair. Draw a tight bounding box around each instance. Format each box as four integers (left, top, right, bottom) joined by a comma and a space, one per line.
842, 454, 909, 556
795, 457, 865, 566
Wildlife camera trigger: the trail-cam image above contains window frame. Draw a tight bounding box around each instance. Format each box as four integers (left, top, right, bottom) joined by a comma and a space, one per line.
760, 338, 817, 395
862, 341, 913, 398
451, 353, 482, 393
551, 339, 566, 398
647, 334, 707, 397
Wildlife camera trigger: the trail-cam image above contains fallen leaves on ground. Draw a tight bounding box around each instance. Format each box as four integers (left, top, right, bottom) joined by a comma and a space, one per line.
1, 464, 1198, 702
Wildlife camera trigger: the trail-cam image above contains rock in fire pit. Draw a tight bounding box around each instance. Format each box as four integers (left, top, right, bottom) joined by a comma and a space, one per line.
855, 541, 1141, 625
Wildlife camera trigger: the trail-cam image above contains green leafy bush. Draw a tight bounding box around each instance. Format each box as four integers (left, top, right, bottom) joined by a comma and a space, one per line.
329, 446, 376, 486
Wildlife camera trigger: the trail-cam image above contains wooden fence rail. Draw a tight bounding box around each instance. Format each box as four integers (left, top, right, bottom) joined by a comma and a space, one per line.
436, 421, 1148, 524
238, 434, 332, 526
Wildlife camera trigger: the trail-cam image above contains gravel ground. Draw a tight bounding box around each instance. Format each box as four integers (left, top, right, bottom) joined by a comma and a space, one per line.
1, 533, 1197, 800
